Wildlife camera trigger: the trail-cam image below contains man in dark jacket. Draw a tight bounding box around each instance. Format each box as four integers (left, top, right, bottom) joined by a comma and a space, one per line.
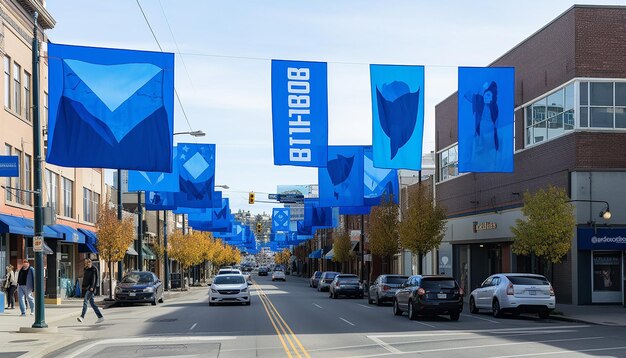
77, 259, 103, 323
17, 259, 35, 316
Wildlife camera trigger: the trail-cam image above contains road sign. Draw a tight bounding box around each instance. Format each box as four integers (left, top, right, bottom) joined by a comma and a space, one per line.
33, 236, 43, 252
268, 193, 304, 203
0, 156, 18, 177
268, 194, 278, 200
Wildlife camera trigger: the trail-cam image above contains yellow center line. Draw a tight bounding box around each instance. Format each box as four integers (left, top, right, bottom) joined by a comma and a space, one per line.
259, 290, 300, 357
256, 282, 294, 358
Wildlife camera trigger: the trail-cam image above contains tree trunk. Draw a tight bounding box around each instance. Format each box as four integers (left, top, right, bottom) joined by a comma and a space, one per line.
109, 260, 113, 300
418, 252, 423, 275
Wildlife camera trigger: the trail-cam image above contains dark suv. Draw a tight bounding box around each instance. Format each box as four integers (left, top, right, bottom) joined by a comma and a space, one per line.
393, 275, 463, 321
329, 274, 363, 299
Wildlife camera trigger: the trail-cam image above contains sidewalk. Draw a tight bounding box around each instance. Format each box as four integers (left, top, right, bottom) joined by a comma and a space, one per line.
553, 303, 626, 326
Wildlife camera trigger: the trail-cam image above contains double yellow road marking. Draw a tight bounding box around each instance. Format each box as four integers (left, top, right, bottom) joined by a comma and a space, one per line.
254, 280, 311, 358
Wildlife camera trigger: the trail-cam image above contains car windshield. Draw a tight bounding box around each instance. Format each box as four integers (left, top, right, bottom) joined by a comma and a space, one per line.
338, 276, 359, 283
507, 276, 550, 285
314, 272, 322, 278
385, 276, 409, 284
421, 278, 457, 290
214, 276, 245, 284
219, 270, 236, 275
325, 273, 338, 279
122, 273, 153, 284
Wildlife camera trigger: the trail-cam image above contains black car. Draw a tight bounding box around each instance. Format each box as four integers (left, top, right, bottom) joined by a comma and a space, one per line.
310, 271, 322, 288
393, 275, 463, 321
258, 267, 269, 276
115, 271, 164, 306
329, 274, 363, 299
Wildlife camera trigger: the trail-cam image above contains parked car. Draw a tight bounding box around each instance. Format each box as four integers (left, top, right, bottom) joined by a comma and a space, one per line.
310, 271, 322, 288
469, 273, 555, 319
258, 267, 269, 276
209, 274, 250, 306
115, 271, 164, 306
393, 275, 463, 321
317, 271, 340, 292
368, 275, 409, 305
272, 269, 286, 281
329, 274, 363, 299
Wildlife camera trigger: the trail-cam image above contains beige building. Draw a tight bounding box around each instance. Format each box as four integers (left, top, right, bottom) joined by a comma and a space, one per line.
0, 1, 104, 303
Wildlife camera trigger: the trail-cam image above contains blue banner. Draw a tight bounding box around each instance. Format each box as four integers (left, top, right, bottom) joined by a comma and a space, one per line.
319, 146, 364, 207
364, 146, 398, 206
339, 206, 372, 215
0, 156, 18, 177
47, 43, 174, 171
297, 221, 313, 236
174, 143, 216, 207
271, 60, 328, 167
272, 208, 291, 232
128, 147, 180, 192
458, 67, 514, 173
145, 191, 177, 210
304, 199, 335, 229
371, 65, 424, 170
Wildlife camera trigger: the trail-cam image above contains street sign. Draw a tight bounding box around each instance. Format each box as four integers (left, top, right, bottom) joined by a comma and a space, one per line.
0, 156, 18, 177
268, 194, 278, 200
33, 236, 43, 252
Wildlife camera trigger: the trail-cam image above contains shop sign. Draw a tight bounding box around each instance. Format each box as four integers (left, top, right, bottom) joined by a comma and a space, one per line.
578, 228, 626, 250
473, 221, 497, 233
33, 236, 43, 252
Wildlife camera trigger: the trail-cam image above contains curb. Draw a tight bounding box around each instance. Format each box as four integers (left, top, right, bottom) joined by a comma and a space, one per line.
550, 314, 626, 327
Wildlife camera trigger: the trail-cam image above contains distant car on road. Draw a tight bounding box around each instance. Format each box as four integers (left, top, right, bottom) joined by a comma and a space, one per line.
329, 274, 363, 299
317, 271, 340, 292
368, 274, 409, 305
469, 273, 555, 319
209, 274, 250, 306
393, 275, 463, 321
310, 271, 322, 288
272, 269, 286, 281
115, 271, 164, 306
258, 267, 269, 276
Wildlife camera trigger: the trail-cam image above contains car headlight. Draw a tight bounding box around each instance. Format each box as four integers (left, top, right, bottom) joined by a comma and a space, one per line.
143, 287, 155, 293
115, 287, 121, 293
210, 288, 218, 293
241, 287, 248, 292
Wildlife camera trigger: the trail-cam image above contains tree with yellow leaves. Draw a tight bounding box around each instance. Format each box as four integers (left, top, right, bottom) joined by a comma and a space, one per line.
274, 248, 292, 266
169, 231, 208, 289
96, 201, 134, 299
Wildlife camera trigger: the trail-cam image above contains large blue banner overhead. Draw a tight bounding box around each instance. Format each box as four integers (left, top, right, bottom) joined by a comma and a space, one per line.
371, 65, 424, 170
458, 67, 514, 173
304, 199, 335, 229
272, 208, 291, 232
128, 147, 180, 192
174, 143, 216, 207
47, 43, 174, 171
271, 60, 328, 167
319, 146, 364, 207
363, 146, 399, 206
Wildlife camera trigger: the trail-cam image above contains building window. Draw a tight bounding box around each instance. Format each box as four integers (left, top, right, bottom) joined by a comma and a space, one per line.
4, 56, 10, 109
62, 177, 73, 218
83, 188, 100, 223
525, 83, 574, 146
4, 144, 11, 202
579, 81, 626, 129
24, 154, 31, 206
14, 149, 22, 204
13, 63, 20, 115
438, 145, 459, 181
45, 169, 59, 214
24, 72, 31, 121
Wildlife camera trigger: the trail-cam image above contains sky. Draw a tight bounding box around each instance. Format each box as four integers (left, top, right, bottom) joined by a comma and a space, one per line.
46, 0, 626, 214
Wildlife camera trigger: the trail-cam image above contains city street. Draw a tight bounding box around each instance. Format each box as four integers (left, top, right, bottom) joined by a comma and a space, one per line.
43, 274, 626, 358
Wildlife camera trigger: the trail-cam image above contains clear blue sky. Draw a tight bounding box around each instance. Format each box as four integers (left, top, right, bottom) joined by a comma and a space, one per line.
46, 0, 625, 213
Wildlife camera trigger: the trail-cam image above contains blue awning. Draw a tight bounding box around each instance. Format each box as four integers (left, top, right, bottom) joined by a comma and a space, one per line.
48, 224, 86, 244
308, 249, 323, 259
0, 214, 62, 239
324, 249, 334, 259
77, 229, 98, 253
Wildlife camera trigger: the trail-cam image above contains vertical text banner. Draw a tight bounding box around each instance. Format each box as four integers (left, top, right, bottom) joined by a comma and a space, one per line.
371, 65, 424, 170
458, 67, 514, 173
318, 146, 364, 207
271, 60, 328, 167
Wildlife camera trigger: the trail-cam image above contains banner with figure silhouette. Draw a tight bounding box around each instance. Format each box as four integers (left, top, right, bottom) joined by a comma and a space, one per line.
318, 146, 364, 207
458, 67, 514, 173
370, 65, 424, 170
303, 199, 336, 229
47, 43, 174, 171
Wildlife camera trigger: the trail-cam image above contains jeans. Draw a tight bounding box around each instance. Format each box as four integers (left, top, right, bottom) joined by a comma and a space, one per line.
6, 285, 16, 308
18, 286, 34, 314
81, 290, 103, 318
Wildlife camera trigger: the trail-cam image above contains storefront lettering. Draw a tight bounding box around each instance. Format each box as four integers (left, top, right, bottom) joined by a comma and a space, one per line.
473, 221, 497, 233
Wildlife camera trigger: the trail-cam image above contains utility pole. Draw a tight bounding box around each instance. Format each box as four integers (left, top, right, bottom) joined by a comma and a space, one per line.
116, 170, 123, 282
137, 192, 143, 271
31, 11, 46, 329
163, 210, 169, 290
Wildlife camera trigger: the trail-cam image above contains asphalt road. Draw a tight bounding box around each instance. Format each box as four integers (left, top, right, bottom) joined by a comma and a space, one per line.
44, 273, 626, 357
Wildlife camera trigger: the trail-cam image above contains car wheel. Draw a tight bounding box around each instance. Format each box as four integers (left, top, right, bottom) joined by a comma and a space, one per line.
158, 295, 164, 303
151, 298, 157, 306
376, 294, 382, 306
408, 300, 418, 320
538, 310, 550, 319
358, 294, 364, 299
209, 302, 214, 306
492, 299, 502, 318
393, 299, 402, 316
368, 294, 374, 304
450, 311, 460, 321
469, 297, 479, 314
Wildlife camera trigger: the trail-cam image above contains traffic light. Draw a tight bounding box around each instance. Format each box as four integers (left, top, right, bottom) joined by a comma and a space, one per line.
249, 191, 255, 204
256, 223, 262, 233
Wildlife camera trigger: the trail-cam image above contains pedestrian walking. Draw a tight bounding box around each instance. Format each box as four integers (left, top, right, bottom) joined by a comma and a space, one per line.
4, 264, 17, 309
17, 259, 35, 316
77, 259, 103, 323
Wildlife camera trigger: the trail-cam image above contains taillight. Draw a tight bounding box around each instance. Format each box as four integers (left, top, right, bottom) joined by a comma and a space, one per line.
417, 288, 426, 296
549, 286, 555, 296
382, 285, 390, 291
506, 283, 514, 295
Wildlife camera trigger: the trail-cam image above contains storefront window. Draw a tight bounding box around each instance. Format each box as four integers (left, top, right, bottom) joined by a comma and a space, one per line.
593, 252, 622, 292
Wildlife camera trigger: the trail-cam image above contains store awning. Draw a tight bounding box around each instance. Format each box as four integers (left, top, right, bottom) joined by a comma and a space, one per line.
142, 245, 156, 260
126, 246, 138, 256
308, 249, 323, 259
0, 214, 62, 239
48, 224, 86, 244
77, 229, 98, 253
324, 249, 334, 259
42, 241, 54, 255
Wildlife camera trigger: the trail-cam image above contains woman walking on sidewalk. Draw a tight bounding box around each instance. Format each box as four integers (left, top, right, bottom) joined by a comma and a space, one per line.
77, 259, 104, 324
4, 264, 17, 309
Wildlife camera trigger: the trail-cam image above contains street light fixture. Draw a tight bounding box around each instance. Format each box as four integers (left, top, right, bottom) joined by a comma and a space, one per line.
568, 200, 611, 221
215, 185, 229, 189
173, 130, 205, 137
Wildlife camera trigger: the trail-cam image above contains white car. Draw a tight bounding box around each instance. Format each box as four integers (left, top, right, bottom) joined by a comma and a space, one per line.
469, 273, 555, 318
209, 274, 250, 306
272, 269, 286, 281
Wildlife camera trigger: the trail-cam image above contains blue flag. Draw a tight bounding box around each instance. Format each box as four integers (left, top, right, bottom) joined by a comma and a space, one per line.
364, 146, 399, 205
128, 147, 180, 192
304, 199, 335, 229
339, 206, 372, 215
458, 67, 514, 173
371, 65, 424, 170
272, 208, 291, 232
319, 146, 364, 207
47, 43, 174, 171
272, 60, 328, 167
144, 191, 177, 210
174, 143, 217, 207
